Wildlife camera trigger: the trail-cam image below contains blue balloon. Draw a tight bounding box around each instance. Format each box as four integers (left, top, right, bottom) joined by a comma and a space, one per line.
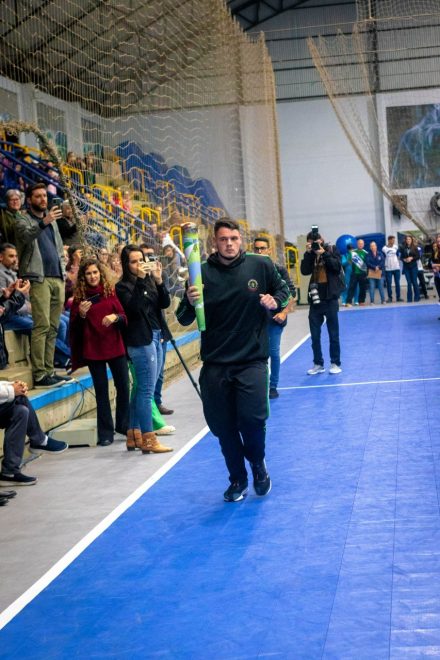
336, 234, 356, 255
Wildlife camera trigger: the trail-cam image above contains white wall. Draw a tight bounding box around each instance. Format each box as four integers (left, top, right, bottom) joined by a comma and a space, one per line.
277, 96, 385, 244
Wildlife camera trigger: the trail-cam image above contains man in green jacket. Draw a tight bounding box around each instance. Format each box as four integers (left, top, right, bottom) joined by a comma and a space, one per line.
0, 189, 25, 245
346, 238, 368, 306
14, 183, 71, 388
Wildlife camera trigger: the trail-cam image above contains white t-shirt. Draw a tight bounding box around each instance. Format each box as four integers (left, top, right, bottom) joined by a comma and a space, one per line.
382, 245, 400, 271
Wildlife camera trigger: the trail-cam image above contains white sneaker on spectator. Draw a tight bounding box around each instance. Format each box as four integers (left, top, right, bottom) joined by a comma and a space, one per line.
329, 363, 342, 374
307, 364, 325, 375
155, 425, 176, 435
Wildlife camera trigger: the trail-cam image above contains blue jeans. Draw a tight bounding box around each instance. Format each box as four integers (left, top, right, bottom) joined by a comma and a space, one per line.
385, 270, 401, 300
127, 330, 163, 433
55, 312, 71, 362
3, 314, 33, 334
368, 277, 385, 303
268, 322, 284, 389
403, 265, 420, 302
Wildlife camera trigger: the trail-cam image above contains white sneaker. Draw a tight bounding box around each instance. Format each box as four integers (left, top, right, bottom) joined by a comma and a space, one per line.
307, 364, 325, 375
155, 425, 176, 435
329, 363, 342, 374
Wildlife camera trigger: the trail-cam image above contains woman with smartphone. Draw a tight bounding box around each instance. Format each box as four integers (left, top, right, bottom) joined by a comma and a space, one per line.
116, 245, 173, 454
70, 257, 129, 446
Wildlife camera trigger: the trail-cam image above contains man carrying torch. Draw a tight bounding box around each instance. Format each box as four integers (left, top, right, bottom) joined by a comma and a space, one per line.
177, 219, 290, 502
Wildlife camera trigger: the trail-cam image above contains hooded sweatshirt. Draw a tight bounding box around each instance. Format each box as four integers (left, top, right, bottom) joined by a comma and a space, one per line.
177, 251, 290, 364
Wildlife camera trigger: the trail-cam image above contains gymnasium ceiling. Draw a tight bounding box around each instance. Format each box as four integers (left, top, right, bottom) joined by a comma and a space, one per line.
227, 0, 343, 32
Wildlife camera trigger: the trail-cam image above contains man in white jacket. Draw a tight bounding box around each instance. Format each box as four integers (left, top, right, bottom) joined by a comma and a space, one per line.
0, 380, 67, 486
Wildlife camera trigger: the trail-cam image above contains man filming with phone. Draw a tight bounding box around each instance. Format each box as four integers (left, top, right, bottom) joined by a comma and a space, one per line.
14, 183, 71, 388
300, 226, 343, 376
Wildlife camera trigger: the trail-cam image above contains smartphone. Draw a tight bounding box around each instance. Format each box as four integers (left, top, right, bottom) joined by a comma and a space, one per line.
86, 293, 101, 305
51, 196, 64, 209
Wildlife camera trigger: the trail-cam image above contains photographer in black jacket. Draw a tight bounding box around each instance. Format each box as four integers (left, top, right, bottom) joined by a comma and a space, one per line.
300, 229, 343, 376
177, 219, 290, 503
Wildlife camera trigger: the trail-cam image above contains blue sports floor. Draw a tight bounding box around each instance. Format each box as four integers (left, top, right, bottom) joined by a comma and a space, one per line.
1, 305, 440, 659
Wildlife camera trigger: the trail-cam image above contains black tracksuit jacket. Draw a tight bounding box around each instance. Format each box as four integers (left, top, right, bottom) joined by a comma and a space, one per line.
176, 251, 291, 364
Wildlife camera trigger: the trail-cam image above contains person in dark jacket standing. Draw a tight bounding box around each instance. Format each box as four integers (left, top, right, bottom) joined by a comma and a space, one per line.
177, 219, 290, 503
400, 235, 420, 302
253, 236, 296, 399
116, 245, 173, 455
366, 241, 385, 304
300, 230, 343, 376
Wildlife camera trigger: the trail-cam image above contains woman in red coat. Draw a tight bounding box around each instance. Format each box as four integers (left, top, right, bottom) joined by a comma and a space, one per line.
70, 257, 129, 446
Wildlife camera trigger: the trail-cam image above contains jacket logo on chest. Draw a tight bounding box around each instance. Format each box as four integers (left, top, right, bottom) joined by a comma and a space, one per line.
247, 279, 259, 291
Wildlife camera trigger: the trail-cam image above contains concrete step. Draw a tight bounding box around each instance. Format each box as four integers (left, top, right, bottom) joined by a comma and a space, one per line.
0, 328, 201, 461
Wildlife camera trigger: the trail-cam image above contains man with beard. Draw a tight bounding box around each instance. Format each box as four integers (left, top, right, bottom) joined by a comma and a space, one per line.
14, 183, 71, 388
177, 219, 290, 502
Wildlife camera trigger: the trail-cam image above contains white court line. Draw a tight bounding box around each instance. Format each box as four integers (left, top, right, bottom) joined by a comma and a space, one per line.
0, 331, 312, 630
0, 425, 209, 630
279, 376, 440, 391
280, 332, 311, 364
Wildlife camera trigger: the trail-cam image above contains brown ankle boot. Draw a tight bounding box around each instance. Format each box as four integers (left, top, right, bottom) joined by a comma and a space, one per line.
126, 429, 142, 452
140, 431, 173, 454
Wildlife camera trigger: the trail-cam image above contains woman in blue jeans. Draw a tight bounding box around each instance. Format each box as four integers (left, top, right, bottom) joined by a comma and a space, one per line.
366, 241, 385, 304
116, 245, 173, 454
400, 235, 420, 302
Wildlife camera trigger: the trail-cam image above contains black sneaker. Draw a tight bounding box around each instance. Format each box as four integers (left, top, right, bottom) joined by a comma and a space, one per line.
223, 480, 248, 502
30, 437, 68, 453
0, 472, 37, 486
34, 375, 63, 389
251, 461, 272, 497
0, 490, 17, 499
51, 373, 74, 384
269, 387, 279, 399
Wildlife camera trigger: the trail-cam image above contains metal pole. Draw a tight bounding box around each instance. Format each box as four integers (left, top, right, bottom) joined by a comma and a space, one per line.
168, 335, 202, 401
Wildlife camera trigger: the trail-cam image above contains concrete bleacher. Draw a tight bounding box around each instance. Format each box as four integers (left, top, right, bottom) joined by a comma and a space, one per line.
0, 326, 201, 459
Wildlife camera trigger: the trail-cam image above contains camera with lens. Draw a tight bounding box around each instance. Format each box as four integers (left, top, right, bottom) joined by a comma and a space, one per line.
310, 225, 321, 251
309, 282, 321, 305
147, 255, 158, 262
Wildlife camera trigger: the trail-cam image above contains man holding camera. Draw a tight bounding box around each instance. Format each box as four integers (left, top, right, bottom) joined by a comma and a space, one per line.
301, 228, 343, 375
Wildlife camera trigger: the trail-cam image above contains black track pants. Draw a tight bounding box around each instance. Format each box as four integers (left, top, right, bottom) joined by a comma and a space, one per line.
200, 361, 269, 483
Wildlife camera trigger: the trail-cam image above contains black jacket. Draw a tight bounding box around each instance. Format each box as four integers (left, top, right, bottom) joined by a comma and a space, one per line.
176, 251, 290, 364
115, 276, 170, 347
300, 247, 342, 302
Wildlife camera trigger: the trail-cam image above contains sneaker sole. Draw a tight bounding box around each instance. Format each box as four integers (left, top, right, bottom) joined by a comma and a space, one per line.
30, 446, 69, 454
307, 370, 325, 375
34, 382, 64, 389
0, 479, 37, 486
224, 487, 249, 502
